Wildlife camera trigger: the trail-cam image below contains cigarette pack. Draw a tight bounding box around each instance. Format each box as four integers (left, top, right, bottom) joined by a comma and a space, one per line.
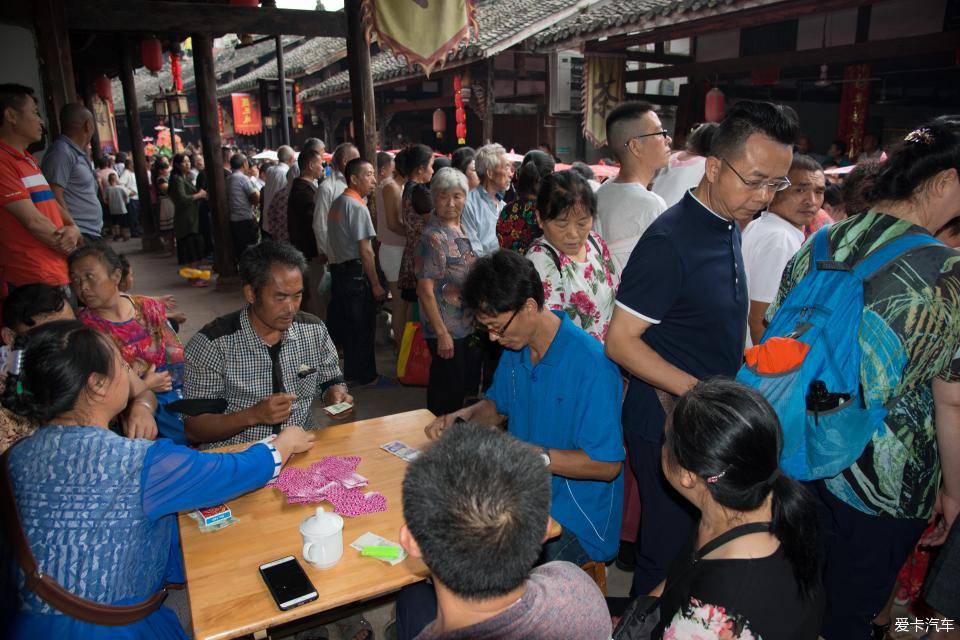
194, 504, 232, 527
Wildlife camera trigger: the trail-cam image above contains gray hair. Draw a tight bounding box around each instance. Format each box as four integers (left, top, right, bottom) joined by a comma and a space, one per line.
474, 143, 506, 181
277, 145, 295, 163
431, 167, 469, 200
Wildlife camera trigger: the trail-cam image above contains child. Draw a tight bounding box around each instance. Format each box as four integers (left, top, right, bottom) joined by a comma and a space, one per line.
105, 173, 130, 241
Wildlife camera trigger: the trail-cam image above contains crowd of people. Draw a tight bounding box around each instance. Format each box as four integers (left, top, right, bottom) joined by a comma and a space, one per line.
1, 76, 959, 640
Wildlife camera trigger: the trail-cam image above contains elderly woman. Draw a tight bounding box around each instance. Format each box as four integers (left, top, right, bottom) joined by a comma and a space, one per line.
415, 167, 481, 415
461, 143, 514, 257
169, 153, 208, 286
69, 242, 188, 443
496, 149, 554, 254
526, 170, 618, 342
2, 320, 313, 639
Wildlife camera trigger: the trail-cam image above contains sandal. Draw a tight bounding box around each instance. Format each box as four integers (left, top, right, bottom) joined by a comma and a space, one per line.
333, 614, 373, 640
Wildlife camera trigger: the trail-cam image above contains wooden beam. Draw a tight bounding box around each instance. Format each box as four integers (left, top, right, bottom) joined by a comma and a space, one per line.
65, 1, 346, 37
384, 96, 451, 116
623, 93, 679, 106
192, 32, 237, 282
601, 49, 694, 65
624, 30, 960, 82
34, 0, 78, 139
483, 60, 495, 144
345, 0, 376, 162
119, 36, 159, 251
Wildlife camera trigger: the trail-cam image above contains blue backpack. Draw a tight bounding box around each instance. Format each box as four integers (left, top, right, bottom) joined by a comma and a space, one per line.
736, 227, 942, 481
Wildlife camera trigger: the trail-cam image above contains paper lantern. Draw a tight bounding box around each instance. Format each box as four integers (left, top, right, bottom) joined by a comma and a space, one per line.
432, 108, 447, 139
705, 88, 725, 123
455, 109, 466, 124
454, 93, 463, 109
141, 37, 163, 73
95, 75, 112, 102
456, 123, 467, 140
453, 75, 462, 92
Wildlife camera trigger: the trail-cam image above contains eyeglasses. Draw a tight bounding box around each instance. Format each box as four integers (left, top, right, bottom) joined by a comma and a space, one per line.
624, 130, 670, 146
721, 158, 791, 192
476, 307, 521, 337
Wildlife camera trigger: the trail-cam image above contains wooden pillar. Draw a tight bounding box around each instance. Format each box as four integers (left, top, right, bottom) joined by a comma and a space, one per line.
345, 0, 377, 162
119, 37, 160, 251
674, 75, 707, 145
192, 32, 238, 282
79, 69, 104, 164
33, 0, 77, 139
276, 36, 291, 147
482, 59, 495, 144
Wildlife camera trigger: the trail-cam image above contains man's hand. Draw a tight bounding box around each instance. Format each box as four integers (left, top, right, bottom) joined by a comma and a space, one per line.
425, 413, 461, 441
249, 392, 297, 425
142, 364, 173, 392
124, 403, 159, 440
372, 284, 387, 302
54, 224, 82, 254
272, 425, 316, 460
436, 332, 454, 359
324, 384, 353, 406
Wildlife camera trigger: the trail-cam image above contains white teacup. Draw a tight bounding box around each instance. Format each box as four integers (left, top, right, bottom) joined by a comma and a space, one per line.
300, 507, 344, 569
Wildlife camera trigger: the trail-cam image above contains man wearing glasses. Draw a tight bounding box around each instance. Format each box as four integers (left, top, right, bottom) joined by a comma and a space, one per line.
424, 249, 624, 567
595, 101, 671, 271
605, 100, 798, 596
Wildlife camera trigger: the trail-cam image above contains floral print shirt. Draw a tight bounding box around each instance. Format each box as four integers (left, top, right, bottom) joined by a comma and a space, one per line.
497, 196, 542, 254
526, 231, 619, 342
664, 598, 759, 640
415, 217, 478, 340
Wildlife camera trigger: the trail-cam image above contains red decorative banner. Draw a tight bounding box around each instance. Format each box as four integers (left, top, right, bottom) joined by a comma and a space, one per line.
361, 0, 478, 77
217, 102, 224, 136
231, 92, 262, 136
170, 52, 183, 92
837, 64, 871, 159
294, 83, 304, 129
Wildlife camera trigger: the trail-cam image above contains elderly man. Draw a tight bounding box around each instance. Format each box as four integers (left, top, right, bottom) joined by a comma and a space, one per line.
595, 101, 670, 271
227, 153, 259, 263
605, 100, 798, 595
742, 153, 826, 346
40, 103, 103, 241
460, 143, 513, 256
260, 144, 294, 238
183, 241, 352, 449
313, 142, 359, 258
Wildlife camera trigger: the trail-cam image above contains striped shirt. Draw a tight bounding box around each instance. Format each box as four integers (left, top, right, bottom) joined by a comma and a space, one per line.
0, 140, 69, 286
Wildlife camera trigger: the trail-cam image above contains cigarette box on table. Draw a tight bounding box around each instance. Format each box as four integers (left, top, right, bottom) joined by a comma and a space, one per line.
194, 504, 232, 527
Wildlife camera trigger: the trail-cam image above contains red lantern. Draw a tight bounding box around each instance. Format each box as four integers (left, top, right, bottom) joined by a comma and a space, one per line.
705, 88, 725, 123
432, 108, 447, 139
454, 93, 463, 109
453, 75, 462, 92
456, 123, 467, 141
455, 109, 466, 124
95, 75, 112, 102
170, 53, 183, 92
142, 37, 163, 73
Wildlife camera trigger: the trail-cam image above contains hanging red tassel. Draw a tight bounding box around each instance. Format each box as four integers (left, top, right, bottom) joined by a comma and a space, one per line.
170, 52, 183, 92
454, 74, 466, 144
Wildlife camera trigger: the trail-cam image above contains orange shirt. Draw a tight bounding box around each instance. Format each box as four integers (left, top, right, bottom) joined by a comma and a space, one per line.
0, 141, 69, 286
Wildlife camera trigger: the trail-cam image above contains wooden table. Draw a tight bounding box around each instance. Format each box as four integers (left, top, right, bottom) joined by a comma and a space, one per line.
179, 409, 436, 640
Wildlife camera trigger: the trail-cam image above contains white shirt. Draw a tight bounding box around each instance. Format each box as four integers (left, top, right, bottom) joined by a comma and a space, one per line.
741, 210, 806, 347
595, 180, 667, 272
651, 155, 706, 208
261, 163, 291, 233
461, 187, 503, 256
118, 167, 139, 200
312, 170, 347, 257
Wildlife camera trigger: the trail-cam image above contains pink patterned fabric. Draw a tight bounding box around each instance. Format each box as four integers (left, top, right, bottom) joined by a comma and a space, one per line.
273, 455, 387, 516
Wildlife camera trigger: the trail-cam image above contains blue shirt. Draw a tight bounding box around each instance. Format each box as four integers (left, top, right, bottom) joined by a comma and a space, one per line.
486, 311, 624, 561
461, 186, 501, 256
616, 190, 748, 442
40, 135, 103, 235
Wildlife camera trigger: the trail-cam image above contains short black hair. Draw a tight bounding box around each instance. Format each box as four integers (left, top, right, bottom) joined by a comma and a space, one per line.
823, 183, 842, 207
2, 284, 67, 330
376, 151, 394, 173
343, 157, 371, 184
298, 148, 321, 173
68, 240, 124, 276
605, 101, 655, 142
229, 153, 247, 171
0, 83, 36, 121
450, 146, 475, 175
402, 422, 551, 599
710, 100, 799, 161
516, 150, 555, 199
238, 240, 307, 295
537, 169, 596, 221
790, 154, 823, 174
830, 139, 847, 155
686, 122, 717, 156
463, 250, 544, 315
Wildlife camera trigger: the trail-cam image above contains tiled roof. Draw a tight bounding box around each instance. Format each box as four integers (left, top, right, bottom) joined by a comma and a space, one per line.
300, 0, 600, 101
533, 0, 781, 47
216, 37, 346, 97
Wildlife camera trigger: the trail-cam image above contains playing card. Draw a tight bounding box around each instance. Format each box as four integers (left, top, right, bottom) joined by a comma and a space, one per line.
381, 441, 422, 462
350, 532, 407, 565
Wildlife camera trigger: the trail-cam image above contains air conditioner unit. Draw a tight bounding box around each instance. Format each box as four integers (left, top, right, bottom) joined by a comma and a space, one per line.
549, 50, 583, 116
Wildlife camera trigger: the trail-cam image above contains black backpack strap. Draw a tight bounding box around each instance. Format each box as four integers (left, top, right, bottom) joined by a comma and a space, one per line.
694, 522, 772, 560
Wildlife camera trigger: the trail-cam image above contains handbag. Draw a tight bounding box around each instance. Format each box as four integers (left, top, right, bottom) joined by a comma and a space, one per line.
396, 321, 431, 386
612, 521, 771, 640
0, 441, 183, 626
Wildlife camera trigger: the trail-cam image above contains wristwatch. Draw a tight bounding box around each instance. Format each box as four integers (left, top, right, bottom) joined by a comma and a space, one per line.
540, 446, 551, 467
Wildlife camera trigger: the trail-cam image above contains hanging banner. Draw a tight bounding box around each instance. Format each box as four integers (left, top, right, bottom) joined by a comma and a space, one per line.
582, 54, 625, 148
837, 64, 871, 159
360, 0, 478, 77
217, 102, 224, 136
231, 92, 262, 136
92, 95, 119, 154
294, 83, 304, 129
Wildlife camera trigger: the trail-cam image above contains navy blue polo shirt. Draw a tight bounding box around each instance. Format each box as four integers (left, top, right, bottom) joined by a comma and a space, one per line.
486, 311, 624, 561
616, 190, 748, 442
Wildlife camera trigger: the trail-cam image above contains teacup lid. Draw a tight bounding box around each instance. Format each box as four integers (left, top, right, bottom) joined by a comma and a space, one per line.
300, 506, 343, 537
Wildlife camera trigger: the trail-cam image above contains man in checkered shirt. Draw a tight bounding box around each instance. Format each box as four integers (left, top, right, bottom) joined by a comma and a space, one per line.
183, 241, 353, 449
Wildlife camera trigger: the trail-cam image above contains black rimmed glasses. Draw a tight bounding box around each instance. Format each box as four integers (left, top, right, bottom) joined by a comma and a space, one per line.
476, 307, 521, 337
624, 130, 670, 146
721, 157, 791, 192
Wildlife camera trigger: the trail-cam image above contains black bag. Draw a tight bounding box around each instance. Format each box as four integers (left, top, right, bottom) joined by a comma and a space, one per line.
612, 522, 771, 640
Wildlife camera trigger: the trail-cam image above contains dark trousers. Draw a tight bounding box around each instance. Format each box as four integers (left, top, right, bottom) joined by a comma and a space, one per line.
199, 201, 214, 256
628, 433, 698, 596
127, 199, 141, 235
328, 261, 378, 384
230, 219, 259, 263
424, 336, 482, 416
810, 480, 926, 639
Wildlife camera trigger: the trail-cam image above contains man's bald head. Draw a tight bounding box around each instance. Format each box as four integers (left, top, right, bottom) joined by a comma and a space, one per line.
59, 103, 93, 136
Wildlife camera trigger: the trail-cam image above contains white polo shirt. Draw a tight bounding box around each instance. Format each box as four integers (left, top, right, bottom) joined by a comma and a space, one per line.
595, 180, 667, 272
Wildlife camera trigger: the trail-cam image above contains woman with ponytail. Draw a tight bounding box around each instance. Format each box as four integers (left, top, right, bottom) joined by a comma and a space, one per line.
654, 378, 823, 640
1, 320, 314, 639
496, 149, 553, 254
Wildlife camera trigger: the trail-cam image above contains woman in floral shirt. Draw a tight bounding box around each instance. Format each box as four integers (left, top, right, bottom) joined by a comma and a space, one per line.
497, 149, 554, 254
526, 170, 618, 342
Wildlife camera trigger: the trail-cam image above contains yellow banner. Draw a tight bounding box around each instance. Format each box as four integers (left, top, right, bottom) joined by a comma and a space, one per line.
582, 55, 625, 148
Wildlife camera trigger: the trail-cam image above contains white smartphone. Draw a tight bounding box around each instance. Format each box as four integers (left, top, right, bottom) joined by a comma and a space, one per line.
259, 555, 318, 611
